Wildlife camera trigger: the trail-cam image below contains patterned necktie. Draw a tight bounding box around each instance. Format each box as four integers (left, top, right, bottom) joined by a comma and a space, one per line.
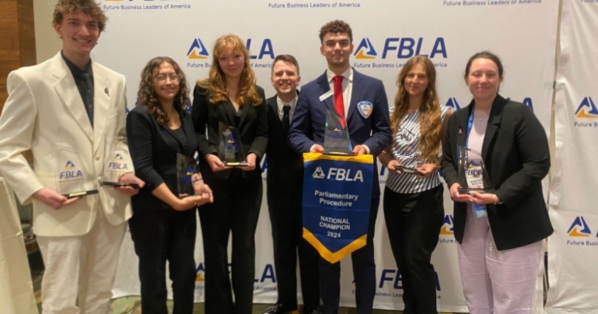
282, 105, 291, 134
81, 72, 94, 127
333, 75, 345, 128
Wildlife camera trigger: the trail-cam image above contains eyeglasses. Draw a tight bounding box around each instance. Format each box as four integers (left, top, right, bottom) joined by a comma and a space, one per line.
154, 74, 180, 82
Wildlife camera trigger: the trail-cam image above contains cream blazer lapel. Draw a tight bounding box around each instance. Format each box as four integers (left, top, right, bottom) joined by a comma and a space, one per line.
91, 63, 110, 156
51, 54, 94, 142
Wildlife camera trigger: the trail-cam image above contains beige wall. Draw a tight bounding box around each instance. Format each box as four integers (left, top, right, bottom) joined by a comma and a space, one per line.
34, 0, 61, 63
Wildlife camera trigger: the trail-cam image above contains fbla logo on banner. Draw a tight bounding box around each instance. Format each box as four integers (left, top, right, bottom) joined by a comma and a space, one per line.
439, 215, 455, 244
353, 37, 448, 69
566, 216, 598, 247
374, 269, 441, 299
573, 97, 598, 128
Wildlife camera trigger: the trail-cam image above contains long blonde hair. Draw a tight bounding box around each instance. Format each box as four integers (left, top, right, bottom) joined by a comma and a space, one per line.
198, 34, 262, 106
390, 55, 442, 163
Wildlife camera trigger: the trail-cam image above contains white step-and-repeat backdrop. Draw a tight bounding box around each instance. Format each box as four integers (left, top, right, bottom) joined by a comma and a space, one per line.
545, 1, 598, 313
90, 0, 558, 311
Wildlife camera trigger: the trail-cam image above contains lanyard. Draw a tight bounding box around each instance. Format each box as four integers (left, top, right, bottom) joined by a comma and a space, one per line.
465, 105, 475, 147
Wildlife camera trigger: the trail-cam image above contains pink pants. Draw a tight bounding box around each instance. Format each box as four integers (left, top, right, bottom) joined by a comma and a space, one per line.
457, 205, 544, 314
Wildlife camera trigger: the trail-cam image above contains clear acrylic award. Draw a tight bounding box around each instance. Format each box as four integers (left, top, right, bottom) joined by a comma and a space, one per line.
323, 109, 352, 155
457, 146, 494, 194
218, 122, 248, 167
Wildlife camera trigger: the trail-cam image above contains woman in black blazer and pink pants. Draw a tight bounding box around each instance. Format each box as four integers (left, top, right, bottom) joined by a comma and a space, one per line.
441, 51, 552, 314
127, 57, 212, 314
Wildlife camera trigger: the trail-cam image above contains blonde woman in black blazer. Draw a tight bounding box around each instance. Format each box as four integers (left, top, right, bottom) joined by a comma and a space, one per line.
441, 51, 552, 314
192, 34, 267, 314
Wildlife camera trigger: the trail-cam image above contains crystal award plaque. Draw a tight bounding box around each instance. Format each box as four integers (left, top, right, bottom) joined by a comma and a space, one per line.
457, 146, 494, 194
218, 122, 248, 167
323, 109, 352, 155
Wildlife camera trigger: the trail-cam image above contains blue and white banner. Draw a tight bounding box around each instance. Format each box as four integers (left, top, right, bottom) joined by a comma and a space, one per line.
302, 153, 373, 263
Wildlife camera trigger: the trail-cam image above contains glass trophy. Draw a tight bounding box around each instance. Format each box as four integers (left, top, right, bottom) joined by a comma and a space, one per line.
393, 152, 423, 175
218, 122, 248, 166
99, 140, 139, 188
177, 153, 200, 198
53, 151, 98, 199
323, 109, 353, 155
457, 146, 494, 194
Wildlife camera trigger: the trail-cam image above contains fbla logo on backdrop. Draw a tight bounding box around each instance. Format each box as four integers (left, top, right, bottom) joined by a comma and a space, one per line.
376, 269, 441, 298
567, 216, 591, 237
187, 38, 209, 59
186, 38, 274, 69
573, 97, 598, 128
439, 215, 455, 244
566, 216, 598, 247
353, 37, 448, 69
195, 263, 277, 291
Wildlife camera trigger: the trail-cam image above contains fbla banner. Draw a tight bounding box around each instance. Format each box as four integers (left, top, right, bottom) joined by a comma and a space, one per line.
302, 153, 373, 264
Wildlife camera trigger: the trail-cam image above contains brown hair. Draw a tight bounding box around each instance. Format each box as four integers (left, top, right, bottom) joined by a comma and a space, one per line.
390, 56, 442, 164
198, 34, 262, 107
464, 51, 504, 79
136, 57, 190, 126
319, 20, 353, 43
53, 0, 107, 32
272, 54, 300, 75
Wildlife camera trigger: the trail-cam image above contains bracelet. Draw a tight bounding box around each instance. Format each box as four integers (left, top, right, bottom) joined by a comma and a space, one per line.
494, 195, 499, 205
192, 178, 203, 185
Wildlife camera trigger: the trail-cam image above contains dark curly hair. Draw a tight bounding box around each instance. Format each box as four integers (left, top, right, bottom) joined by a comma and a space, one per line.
136, 56, 190, 126
319, 20, 353, 44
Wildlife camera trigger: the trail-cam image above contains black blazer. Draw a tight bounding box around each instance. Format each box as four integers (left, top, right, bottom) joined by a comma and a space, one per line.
441, 94, 553, 250
126, 105, 198, 211
265, 94, 303, 206
192, 84, 267, 181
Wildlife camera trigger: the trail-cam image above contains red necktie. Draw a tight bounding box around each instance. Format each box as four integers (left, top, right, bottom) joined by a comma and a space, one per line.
333, 75, 345, 127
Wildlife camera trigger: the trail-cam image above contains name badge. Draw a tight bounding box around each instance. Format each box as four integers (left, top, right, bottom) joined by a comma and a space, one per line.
319, 90, 333, 102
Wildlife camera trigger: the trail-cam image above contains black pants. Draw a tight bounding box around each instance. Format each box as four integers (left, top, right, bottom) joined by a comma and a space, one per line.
199, 173, 262, 314
268, 186, 320, 310
129, 208, 197, 314
383, 185, 444, 314
320, 197, 380, 314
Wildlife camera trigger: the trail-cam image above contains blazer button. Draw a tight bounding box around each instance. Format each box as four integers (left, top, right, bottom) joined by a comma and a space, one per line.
95, 155, 100, 160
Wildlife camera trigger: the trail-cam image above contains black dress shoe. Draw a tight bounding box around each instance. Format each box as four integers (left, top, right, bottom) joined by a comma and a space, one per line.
302, 307, 323, 314
263, 303, 297, 314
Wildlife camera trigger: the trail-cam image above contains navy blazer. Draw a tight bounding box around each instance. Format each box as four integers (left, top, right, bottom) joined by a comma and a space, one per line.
126, 105, 198, 212
441, 94, 553, 250
288, 69, 391, 197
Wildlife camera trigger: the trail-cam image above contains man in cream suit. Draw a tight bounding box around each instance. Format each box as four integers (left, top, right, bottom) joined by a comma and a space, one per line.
0, 1, 144, 313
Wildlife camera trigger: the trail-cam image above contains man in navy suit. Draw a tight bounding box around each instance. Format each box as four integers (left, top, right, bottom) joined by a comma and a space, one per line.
263, 55, 321, 314
288, 20, 391, 314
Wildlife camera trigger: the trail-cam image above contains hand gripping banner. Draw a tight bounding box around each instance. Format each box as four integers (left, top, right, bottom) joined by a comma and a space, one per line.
302, 153, 373, 263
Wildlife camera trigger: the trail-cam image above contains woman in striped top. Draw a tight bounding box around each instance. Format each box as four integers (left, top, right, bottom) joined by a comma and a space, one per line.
378, 55, 451, 314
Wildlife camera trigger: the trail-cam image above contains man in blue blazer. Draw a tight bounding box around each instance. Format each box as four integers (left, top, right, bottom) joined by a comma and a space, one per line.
288, 20, 391, 314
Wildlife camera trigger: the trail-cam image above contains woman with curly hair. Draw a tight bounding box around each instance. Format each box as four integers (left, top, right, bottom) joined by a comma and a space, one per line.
191, 34, 267, 314
378, 55, 451, 314
126, 56, 213, 314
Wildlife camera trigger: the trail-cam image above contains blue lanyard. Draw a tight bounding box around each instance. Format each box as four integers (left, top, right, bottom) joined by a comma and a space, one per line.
465, 105, 475, 147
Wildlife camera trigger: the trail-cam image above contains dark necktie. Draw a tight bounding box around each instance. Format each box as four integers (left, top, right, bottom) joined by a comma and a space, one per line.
333, 75, 345, 128
81, 72, 94, 126
282, 105, 291, 134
